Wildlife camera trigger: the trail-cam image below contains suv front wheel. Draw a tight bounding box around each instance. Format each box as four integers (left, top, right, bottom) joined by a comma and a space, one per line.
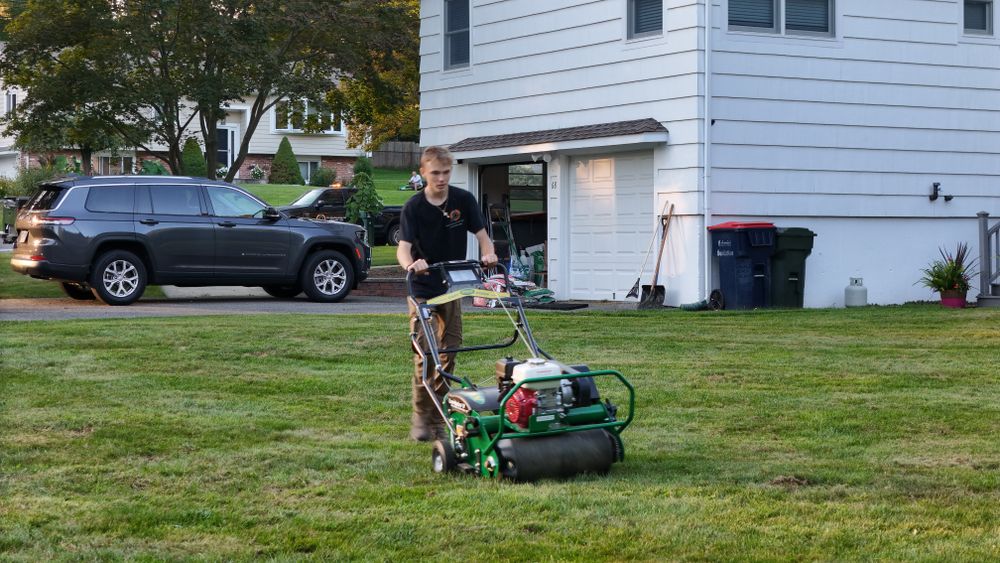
89, 250, 148, 305
301, 250, 353, 303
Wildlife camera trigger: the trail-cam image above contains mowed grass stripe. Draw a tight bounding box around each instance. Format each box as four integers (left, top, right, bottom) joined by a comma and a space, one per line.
1, 306, 998, 560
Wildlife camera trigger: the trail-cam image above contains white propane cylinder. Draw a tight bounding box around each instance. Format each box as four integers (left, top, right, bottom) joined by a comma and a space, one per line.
845, 277, 868, 307
512, 358, 562, 390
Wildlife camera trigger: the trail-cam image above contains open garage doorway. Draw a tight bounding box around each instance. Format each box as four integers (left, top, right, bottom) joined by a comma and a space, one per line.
479, 162, 547, 287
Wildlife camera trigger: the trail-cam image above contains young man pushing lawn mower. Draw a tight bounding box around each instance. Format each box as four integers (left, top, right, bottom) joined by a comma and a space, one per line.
397, 146, 498, 441
398, 147, 634, 480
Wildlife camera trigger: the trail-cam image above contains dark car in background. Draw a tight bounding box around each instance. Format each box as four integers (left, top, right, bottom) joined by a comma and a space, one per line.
278, 187, 403, 245
10, 176, 370, 305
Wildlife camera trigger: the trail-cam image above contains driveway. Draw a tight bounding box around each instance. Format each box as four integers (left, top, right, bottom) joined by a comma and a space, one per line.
0, 293, 410, 321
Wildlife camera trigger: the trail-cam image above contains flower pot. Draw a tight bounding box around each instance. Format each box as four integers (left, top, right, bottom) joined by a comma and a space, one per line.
939, 289, 967, 309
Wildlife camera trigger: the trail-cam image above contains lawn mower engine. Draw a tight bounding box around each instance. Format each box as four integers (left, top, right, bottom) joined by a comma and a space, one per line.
436, 357, 626, 482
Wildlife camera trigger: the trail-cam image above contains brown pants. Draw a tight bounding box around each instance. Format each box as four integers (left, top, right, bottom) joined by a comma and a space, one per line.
408, 298, 463, 429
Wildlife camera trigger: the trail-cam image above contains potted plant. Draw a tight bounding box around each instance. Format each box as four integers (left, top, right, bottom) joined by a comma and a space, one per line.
917, 242, 976, 308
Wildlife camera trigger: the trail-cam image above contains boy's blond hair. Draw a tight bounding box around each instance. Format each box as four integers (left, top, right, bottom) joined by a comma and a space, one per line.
420, 146, 453, 167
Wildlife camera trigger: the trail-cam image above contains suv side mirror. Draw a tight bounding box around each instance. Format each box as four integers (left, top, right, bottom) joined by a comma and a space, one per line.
263, 207, 281, 221
315, 200, 327, 208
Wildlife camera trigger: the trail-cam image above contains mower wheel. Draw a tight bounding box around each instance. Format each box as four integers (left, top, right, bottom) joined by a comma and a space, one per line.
431, 439, 456, 473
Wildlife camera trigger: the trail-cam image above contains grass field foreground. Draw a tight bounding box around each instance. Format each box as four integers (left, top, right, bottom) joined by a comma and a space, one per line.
2, 306, 998, 559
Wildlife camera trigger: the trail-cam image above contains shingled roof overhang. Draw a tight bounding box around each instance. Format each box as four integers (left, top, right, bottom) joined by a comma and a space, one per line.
448, 118, 669, 162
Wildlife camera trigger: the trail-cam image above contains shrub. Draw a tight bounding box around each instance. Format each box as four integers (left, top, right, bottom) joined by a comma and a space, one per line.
181, 138, 207, 177
139, 160, 169, 175
352, 156, 373, 178
269, 137, 304, 185
249, 164, 266, 181
346, 171, 384, 245
309, 166, 337, 187
3, 166, 61, 196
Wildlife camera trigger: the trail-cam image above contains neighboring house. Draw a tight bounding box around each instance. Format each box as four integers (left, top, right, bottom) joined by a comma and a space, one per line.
0, 89, 364, 184
419, 0, 1000, 306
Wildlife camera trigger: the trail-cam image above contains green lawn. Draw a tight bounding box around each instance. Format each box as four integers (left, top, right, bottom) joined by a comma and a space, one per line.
239, 168, 417, 208
2, 306, 998, 560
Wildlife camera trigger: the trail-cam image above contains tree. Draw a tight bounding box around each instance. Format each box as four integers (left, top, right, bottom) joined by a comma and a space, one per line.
269, 137, 303, 185
0, 1, 419, 179
181, 137, 207, 177
346, 171, 384, 245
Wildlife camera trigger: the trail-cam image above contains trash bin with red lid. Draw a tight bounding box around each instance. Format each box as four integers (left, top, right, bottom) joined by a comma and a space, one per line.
708, 221, 776, 310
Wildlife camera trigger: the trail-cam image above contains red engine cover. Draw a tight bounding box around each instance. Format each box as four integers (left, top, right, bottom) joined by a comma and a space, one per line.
505, 388, 537, 428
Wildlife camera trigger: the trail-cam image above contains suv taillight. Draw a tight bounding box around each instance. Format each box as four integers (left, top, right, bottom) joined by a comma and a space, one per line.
32, 216, 75, 226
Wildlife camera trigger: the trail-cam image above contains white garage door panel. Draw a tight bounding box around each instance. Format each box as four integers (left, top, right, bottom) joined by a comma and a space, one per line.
568, 152, 654, 300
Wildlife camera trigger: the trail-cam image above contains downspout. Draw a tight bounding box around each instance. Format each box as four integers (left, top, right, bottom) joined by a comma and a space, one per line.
702, 0, 714, 299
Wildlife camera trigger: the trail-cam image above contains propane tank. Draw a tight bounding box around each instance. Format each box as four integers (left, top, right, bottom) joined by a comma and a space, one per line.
512, 358, 561, 390
845, 277, 867, 307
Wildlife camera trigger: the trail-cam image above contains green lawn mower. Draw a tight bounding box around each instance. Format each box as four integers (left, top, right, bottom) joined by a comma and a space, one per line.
407, 261, 634, 481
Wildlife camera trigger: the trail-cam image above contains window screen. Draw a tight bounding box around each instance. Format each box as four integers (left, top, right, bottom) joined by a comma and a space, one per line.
445, 0, 470, 68
631, 0, 663, 38
786, 0, 830, 32
965, 0, 993, 33
149, 185, 202, 216
86, 186, 135, 213
729, 0, 776, 29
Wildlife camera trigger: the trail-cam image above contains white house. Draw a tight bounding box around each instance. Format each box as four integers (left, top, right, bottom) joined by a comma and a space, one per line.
418, 0, 1000, 307
0, 90, 364, 184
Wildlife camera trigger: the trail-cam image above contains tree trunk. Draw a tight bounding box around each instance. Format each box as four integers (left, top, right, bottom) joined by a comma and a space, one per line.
79, 147, 93, 175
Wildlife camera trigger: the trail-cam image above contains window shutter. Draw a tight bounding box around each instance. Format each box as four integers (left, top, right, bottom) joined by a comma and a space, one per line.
965, 1, 991, 32
633, 0, 663, 36
786, 0, 830, 32
729, 0, 775, 29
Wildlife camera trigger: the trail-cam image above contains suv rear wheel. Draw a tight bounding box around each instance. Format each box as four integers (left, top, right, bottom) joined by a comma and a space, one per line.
387, 223, 401, 246
301, 250, 353, 303
60, 282, 96, 300
89, 250, 147, 306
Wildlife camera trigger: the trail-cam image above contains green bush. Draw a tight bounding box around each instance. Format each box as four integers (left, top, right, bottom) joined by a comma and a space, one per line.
139, 160, 169, 175
352, 156, 373, 178
0, 166, 61, 197
346, 172, 384, 244
309, 166, 337, 187
269, 137, 304, 185
181, 138, 207, 177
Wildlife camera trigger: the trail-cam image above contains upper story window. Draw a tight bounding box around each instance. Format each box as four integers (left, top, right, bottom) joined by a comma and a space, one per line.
5, 91, 17, 115
444, 0, 470, 69
273, 99, 343, 134
729, 0, 833, 36
629, 0, 663, 39
965, 0, 994, 34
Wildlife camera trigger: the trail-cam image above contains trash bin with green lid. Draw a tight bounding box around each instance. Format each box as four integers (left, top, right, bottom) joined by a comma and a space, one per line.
770, 227, 816, 308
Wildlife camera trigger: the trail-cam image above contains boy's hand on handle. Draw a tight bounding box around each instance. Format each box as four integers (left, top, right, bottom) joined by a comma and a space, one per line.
481, 253, 498, 267
408, 259, 429, 274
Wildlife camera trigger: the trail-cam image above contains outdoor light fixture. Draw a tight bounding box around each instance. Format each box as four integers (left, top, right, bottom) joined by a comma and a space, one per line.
929, 182, 954, 202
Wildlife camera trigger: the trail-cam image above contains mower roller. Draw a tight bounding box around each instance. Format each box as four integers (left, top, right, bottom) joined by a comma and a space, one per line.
407, 260, 634, 481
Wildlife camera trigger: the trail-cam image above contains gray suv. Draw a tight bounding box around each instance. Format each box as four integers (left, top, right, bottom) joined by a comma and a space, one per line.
11, 176, 370, 305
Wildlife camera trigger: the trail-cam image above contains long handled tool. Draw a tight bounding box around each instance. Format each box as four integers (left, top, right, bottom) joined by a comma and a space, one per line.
626, 201, 670, 299
638, 203, 674, 309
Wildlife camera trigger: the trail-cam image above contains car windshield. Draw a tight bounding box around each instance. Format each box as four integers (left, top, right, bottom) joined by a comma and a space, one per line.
290, 189, 326, 207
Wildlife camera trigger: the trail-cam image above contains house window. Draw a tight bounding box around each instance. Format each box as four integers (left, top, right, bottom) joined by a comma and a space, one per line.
729, 0, 833, 35
273, 99, 343, 134
965, 0, 993, 34
298, 161, 320, 184
4, 92, 16, 115
97, 156, 134, 175
508, 163, 545, 214
444, 0, 470, 69
629, 0, 663, 39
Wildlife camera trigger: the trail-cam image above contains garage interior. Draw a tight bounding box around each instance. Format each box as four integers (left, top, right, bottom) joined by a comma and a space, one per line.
478, 162, 547, 286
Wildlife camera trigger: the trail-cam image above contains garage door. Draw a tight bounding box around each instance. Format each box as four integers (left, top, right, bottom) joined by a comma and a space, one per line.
568, 151, 654, 300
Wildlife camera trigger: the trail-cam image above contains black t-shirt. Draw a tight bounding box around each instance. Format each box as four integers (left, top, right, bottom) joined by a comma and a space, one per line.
400, 186, 486, 298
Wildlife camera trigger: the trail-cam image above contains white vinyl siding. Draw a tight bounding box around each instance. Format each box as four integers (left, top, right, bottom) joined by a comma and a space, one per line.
965, 0, 993, 34
729, 0, 833, 35
629, 0, 663, 39
444, 0, 470, 69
